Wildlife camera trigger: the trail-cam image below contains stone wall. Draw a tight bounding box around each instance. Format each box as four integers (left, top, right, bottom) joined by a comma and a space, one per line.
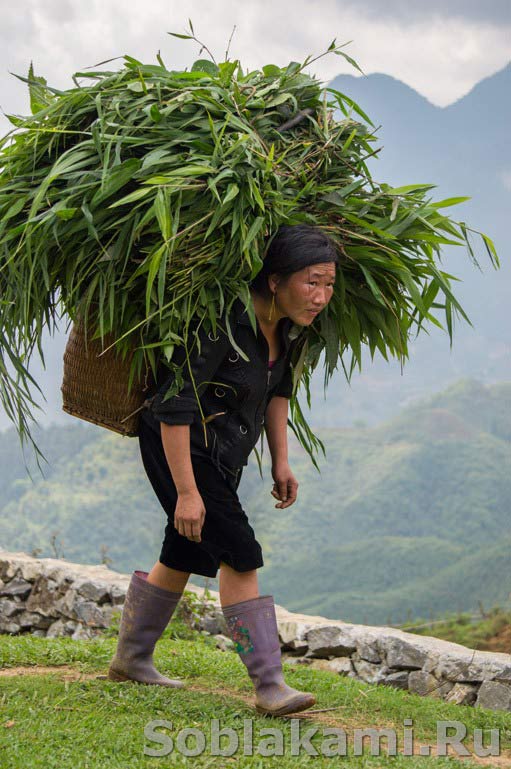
1, 549, 510, 712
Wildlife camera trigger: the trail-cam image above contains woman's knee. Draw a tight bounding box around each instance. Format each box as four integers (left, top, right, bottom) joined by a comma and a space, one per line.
219, 561, 256, 576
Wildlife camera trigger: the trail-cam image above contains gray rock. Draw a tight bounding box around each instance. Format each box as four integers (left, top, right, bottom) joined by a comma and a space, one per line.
46, 619, 78, 638
17, 611, 52, 630
278, 620, 314, 652
71, 625, 97, 640
352, 658, 390, 684
383, 637, 431, 670
358, 642, 381, 664
213, 634, 234, 651
54, 588, 78, 619
0, 598, 22, 617
476, 681, 511, 711
428, 650, 511, 683
73, 579, 111, 604
73, 600, 110, 627
0, 620, 20, 634
325, 657, 354, 675
25, 577, 63, 617
305, 624, 357, 657
109, 585, 128, 605
306, 658, 339, 672
200, 611, 225, 636
0, 578, 33, 598
381, 670, 410, 690
99, 605, 117, 628
408, 670, 454, 698
445, 683, 478, 706
284, 656, 313, 665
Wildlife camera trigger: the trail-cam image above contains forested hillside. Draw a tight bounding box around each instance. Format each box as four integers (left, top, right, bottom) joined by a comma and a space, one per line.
1, 378, 509, 625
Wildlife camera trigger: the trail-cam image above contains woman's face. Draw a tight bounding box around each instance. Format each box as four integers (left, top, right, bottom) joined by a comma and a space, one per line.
271, 262, 336, 325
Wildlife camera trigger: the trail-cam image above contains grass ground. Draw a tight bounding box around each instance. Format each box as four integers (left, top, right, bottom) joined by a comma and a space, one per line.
1, 625, 510, 768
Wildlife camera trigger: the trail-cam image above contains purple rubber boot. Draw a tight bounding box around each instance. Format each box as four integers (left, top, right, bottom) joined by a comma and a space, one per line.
107, 570, 185, 687
222, 594, 316, 716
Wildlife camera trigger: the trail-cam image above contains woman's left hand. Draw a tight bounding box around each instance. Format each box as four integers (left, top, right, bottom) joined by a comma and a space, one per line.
271, 461, 299, 509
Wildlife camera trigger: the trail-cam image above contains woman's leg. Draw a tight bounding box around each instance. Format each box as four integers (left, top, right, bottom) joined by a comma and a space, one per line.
147, 561, 191, 593
219, 561, 316, 715
107, 566, 186, 687
219, 561, 259, 606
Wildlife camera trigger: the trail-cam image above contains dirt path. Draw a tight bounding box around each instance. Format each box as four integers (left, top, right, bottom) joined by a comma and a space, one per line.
1, 665, 509, 767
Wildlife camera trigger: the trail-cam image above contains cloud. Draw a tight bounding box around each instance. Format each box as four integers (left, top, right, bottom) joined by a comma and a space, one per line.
339, 0, 511, 24
0, 0, 510, 139
498, 169, 511, 191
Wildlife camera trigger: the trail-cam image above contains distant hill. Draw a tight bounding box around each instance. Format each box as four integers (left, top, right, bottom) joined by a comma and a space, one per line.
296, 62, 510, 429
1, 378, 509, 625
1, 65, 509, 437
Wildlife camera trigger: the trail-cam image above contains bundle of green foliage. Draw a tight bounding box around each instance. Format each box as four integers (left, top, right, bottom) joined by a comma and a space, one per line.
0, 25, 499, 472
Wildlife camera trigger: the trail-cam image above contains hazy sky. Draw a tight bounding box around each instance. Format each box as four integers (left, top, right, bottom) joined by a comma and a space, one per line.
0, 0, 509, 137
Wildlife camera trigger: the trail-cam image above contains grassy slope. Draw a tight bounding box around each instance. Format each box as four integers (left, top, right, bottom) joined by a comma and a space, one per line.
254, 380, 511, 622
1, 627, 510, 768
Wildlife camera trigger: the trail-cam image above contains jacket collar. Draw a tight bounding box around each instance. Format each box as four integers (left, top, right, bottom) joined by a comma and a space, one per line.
233, 297, 294, 354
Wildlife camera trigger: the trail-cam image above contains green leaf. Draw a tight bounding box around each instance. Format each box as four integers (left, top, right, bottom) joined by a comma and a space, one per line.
191, 59, 219, 76
145, 165, 215, 180
430, 196, 471, 209
265, 93, 293, 108
480, 232, 500, 268
358, 265, 387, 308
108, 187, 154, 208
55, 207, 78, 220
150, 103, 162, 122
385, 183, 438, 196
262, 64, 281, 77
27, 61, 53, 114
91, 158, 141, 207
154, 187, 172, 240
222, 183, 239, 205
243, 215, 265, 251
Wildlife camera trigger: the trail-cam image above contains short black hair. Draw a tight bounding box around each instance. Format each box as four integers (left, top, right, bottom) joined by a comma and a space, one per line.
250, 224, 338, 299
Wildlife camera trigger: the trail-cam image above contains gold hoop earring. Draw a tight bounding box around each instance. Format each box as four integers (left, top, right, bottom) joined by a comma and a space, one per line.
268, 292, 276, 321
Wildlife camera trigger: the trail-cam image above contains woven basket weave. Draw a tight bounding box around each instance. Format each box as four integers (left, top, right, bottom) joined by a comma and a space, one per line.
61, 313, 155, 437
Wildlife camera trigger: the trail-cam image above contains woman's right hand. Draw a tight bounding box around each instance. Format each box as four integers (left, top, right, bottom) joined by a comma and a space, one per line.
174, 490, 206, 542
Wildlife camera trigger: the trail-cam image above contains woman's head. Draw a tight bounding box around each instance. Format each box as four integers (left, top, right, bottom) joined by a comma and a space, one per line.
249, 224, 338, 326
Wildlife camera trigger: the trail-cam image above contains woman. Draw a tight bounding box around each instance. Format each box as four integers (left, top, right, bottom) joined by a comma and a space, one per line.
108, 223, 338, 716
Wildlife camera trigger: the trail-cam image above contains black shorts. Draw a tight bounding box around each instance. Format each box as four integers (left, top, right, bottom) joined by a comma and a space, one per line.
137, 415, 264, 578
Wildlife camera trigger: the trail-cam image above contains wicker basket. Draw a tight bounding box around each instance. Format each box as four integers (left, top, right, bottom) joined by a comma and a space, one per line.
61, 312, 155, 437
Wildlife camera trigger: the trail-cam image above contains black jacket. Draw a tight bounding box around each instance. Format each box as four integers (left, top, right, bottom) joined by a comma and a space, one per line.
140, 297, 302, 482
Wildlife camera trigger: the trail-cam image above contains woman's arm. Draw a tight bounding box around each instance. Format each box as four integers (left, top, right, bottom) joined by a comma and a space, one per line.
264, 396, 299, 508
160, 423, 198, 494
264, 395, 289, 465
160, 423, 207, 542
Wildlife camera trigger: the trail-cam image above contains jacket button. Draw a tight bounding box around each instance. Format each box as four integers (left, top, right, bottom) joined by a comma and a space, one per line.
214, 387, 225, 398
239, 424, 247, 435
